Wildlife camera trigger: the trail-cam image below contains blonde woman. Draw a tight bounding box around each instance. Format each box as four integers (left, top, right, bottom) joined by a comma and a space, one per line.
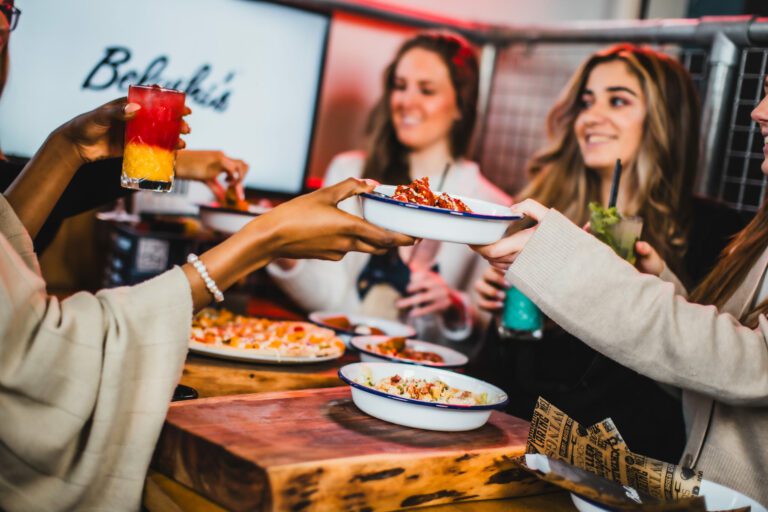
472, 78, 768, 503
474, 45, 708, 461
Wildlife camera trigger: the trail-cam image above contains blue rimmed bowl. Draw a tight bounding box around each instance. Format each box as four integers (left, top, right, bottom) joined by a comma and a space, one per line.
359, 185, 522, 244
338, 362, 508, 431
308, 311, 416, 348
350, 335, 468, 369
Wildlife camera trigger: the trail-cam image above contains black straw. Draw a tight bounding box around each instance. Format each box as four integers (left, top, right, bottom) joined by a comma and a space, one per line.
608, 159, 622, 208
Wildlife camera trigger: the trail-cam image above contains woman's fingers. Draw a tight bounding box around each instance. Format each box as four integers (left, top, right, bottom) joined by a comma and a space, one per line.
510, 198, 548, 222
207, 179, 227, 205
409, 296, 452, 318
475, 278, 505, 302
472, 226, 536, 262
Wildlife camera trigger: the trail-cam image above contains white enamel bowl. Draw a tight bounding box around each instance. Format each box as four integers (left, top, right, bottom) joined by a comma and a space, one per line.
351, 335, 468, 369
338, 362, 508, 431
199, 203, 271, 234
309, 311, 416, 347
571, 479, 766, 512
359, 185, 522, 244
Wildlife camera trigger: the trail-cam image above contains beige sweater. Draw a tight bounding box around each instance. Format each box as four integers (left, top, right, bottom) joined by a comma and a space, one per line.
507, 208, 768, 506
0, 195, 193, 511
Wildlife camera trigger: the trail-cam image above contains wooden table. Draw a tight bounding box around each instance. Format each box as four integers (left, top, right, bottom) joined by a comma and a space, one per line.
144, 471, 574, 511
146, 301, 576, 511
179, 352, 352, 398
147, 386, 575, 511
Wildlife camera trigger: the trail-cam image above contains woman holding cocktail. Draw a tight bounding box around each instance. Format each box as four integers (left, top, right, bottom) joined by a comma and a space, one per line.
0, 0, 250, 253
268, 31, 509, 345
472, 78, 768, 505
473, 45, 711, 461
0, 97, 413, 511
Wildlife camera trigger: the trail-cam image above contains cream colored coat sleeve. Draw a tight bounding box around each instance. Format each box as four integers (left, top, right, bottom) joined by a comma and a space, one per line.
0, 195, 193, 511
506, 209, 768, 406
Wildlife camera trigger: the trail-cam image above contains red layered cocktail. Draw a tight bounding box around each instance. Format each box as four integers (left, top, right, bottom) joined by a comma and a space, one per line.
121, 84, 186, 192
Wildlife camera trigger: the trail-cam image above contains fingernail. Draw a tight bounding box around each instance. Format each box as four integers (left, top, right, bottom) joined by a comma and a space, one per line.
124, 103, 141, 114
496, 291, 506, 299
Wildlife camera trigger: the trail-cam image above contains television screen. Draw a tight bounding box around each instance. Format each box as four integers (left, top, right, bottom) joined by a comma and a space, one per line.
0, 0, 329, 195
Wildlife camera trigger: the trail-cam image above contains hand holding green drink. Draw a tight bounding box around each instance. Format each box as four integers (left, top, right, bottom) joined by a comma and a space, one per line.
588, 159, 643, 263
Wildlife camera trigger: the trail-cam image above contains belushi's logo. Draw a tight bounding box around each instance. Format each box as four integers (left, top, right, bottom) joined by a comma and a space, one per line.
82, 46, 234, 112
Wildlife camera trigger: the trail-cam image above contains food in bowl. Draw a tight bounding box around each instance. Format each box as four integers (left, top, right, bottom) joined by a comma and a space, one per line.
191, 308, 344, 358
391, 176, 472, 213
356, 372, 488, 406
367, 337, 444, 363
320, 314, 386, 335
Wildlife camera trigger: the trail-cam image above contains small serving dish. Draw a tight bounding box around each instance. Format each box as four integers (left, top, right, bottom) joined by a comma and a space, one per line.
571, 478, 766, 512
359, 185, 522, 244
338, 362, 507, 431
351, 335, 468, 369
198, 202, 271, 234
309, 311, 416, 347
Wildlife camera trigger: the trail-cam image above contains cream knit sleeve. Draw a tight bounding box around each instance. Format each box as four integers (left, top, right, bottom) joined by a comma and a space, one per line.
0, 195, 193, 511
506, 209, 768, 406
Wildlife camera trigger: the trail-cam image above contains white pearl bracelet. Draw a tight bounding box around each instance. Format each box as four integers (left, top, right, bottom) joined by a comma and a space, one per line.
186, 253, 224, 303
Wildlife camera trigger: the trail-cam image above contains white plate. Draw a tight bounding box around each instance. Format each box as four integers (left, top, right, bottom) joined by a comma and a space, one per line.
338, 362, 507, 431
571, 478, 767, 512
359, 185, 522, 244
199, 203, 271, 234
188, 340, 344, 365
309, 311, 416, 347
351, 335, 468, 368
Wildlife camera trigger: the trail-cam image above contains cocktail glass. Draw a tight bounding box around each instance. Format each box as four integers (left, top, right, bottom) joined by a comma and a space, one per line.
589, 204, 644, 264
498, 286, 543, 341
121, 84, 186, 192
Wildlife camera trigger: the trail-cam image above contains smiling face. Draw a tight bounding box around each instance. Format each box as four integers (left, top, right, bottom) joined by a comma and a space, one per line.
574, 60, 647, 177
389, 47, 460, 154
751, 78, 768, 175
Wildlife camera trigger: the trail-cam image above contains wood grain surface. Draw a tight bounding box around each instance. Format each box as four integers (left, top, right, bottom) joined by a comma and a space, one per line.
179, 352, 356, 398
152, 387, 550, 511
144, 470, 574, 512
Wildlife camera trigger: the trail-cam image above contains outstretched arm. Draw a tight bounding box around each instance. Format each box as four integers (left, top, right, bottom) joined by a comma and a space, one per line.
474, 199, 768, 405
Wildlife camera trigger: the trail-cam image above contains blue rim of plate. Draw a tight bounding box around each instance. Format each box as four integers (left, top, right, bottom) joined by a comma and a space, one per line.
338, 368, 508, 410
352, 339, 467, 369
309, 316, 417, 339
360, 191, 523, 221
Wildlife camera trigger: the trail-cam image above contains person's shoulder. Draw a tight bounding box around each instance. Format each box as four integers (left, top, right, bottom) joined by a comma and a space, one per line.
324, 151, 366, 185
454, 159, 511, 205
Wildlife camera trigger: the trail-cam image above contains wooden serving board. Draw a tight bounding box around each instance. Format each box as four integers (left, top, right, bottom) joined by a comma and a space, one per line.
152, 387, 549, 511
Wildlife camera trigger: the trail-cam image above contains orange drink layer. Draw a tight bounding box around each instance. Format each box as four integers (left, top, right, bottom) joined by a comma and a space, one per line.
121, 84, 186, 192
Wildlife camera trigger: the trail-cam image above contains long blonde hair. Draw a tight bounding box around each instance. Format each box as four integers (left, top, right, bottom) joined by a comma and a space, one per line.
521, 44, 700, 278
691, 200, 768, 327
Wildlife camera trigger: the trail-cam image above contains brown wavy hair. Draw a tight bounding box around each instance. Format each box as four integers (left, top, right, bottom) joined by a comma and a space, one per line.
520, 44, 700, 278
361, 31, 479, 185
690, 199, 768, 327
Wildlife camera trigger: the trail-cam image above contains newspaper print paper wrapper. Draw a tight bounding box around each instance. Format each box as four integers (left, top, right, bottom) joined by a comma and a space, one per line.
525, 397, 703, 501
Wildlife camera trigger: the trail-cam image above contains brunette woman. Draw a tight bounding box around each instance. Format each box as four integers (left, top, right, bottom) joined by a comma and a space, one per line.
269, 31, 509, 345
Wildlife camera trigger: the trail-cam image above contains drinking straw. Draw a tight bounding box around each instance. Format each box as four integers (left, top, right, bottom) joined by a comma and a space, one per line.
608, 159, 622, 208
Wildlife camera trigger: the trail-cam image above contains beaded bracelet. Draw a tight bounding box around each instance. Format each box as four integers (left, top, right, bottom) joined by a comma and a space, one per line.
187, 253, 224, 303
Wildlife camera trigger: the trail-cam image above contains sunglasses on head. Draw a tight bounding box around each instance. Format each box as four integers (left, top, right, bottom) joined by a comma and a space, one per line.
0, 2, 20, 32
